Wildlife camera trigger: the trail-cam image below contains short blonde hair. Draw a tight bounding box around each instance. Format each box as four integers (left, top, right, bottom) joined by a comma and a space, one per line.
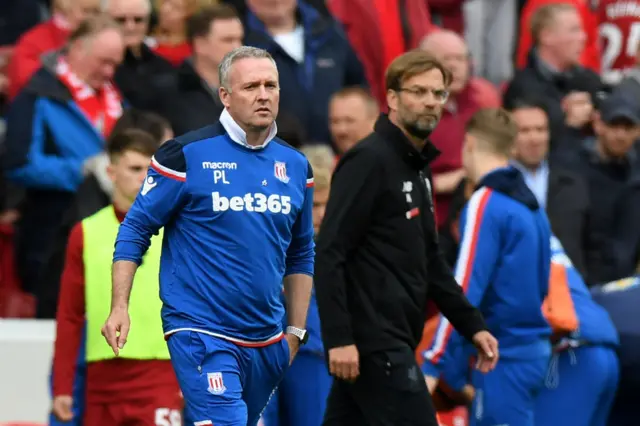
314, 166, 332, 191
530, 3, 576, 44
331, 87, 379, 117
465, 108, 518, 156
301, 145, 336, 173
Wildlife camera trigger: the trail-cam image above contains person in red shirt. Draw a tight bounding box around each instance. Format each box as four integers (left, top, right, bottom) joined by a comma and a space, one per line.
595, 0, 640, 84
51, 129, 182, 426
6, 0, 101, 101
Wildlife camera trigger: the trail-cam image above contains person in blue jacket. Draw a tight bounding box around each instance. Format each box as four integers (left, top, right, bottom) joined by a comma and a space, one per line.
260, 160, 333, 426
103, 46, 315, 426
534, 235, 619, 426
422, 108, 552, 426
591, 276, 640, 426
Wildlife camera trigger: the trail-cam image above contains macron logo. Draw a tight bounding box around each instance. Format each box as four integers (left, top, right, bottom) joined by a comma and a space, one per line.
202, 161, 238, 170
141, 176, 157, 196
212, 192, 291, 214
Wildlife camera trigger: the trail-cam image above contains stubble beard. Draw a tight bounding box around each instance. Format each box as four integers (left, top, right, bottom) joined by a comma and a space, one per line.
402, 115, 440, 140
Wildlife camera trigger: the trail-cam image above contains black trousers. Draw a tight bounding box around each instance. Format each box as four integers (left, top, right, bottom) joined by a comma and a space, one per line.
322, 346, 439, 426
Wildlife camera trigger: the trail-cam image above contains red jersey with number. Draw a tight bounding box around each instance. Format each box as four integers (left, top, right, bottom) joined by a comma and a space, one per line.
597, 0, 640, 84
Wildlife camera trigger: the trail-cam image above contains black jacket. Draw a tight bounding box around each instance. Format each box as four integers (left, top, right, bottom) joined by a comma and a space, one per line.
503, 51, 605, 151
315, 115, 487, 354
152, 60, 224, 137
114, 44, 176, 110
546, 166, 590, 279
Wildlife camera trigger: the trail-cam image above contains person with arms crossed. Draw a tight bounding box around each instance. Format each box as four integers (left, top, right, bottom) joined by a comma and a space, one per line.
52, 129, 182, 426
102, 46, 315, 426
423, 108, 553, 426
315, 50, 498, 426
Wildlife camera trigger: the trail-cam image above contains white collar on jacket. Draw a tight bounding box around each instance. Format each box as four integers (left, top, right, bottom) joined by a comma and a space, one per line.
219, 108, 278, 150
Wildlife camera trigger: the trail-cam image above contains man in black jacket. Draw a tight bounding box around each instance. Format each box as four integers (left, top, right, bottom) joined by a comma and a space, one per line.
315, 50, 498, 426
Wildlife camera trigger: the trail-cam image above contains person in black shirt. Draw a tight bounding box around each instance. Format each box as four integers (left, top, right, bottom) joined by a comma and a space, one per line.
315, 50, 498, 426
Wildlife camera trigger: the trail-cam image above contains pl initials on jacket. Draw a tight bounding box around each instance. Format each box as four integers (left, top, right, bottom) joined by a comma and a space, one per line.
83, 206, 168, 362
114, 109, 315, 347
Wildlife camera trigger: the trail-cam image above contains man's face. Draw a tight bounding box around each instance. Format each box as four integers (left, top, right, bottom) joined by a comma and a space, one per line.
220, 57, 280, 131
108, 150, 152, 204
108, 0, 150, 49
247, 0, 297, 24
158, 0, 188, 32
79, 29, 125, 89
438, 50, 468, 95
423, 34, 469, 94
329, 95, 376, 154
313, 186, 329, 234
195, 19, 244, 68
596, 116, 640, 158
548, 10, 586, 66
388, 68, 447, 140
511, 107, 549, 169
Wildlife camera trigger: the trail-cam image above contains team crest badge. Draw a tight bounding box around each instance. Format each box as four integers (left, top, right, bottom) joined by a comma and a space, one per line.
274, 161, 290, 183
207, 372, 226, 395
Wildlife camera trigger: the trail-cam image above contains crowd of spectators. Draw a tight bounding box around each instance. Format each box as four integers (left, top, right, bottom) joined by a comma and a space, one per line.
1, 0, 640, 423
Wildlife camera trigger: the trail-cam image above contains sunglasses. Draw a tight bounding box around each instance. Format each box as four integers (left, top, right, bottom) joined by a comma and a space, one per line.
114, 16, 147, 24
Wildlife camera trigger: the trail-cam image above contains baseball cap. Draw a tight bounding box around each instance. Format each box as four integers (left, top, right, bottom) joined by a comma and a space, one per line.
599, 91, 640, 124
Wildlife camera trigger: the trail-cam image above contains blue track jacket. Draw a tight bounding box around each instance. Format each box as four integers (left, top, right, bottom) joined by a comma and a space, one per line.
423, 167, 552, 386
113, 109, 315, 345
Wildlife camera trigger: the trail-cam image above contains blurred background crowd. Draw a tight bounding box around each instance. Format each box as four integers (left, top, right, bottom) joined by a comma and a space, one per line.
2, 0, 640, 425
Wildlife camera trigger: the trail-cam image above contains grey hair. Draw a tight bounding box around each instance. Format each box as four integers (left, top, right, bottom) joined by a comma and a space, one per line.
218, 46, 277, 92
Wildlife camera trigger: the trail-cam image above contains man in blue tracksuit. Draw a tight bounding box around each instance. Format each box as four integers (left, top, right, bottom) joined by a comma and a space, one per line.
535, 235, 619, 426
423, 108, 552, 426
102, 46, 315, 426
261, 164, 333, 426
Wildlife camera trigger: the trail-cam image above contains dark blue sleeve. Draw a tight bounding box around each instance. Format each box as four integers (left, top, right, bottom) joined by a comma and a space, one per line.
113, 139, 189, 264
285, 161, 315, 277
336, 24, 368, 88
3, 93, 84, 191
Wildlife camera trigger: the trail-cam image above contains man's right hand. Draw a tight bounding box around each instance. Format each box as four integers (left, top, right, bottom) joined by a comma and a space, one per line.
328, 344, 360, 382
563, 91, 593, 128
52, 395, 74, 422
101, 307, 131, 356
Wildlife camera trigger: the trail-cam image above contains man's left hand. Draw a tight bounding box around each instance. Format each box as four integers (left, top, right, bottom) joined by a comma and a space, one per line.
285, 333, 300, 365
472, 330, 499, 373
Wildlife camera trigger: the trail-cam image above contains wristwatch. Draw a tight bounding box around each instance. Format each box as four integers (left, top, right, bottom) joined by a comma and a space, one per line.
286, 326, 309, 345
